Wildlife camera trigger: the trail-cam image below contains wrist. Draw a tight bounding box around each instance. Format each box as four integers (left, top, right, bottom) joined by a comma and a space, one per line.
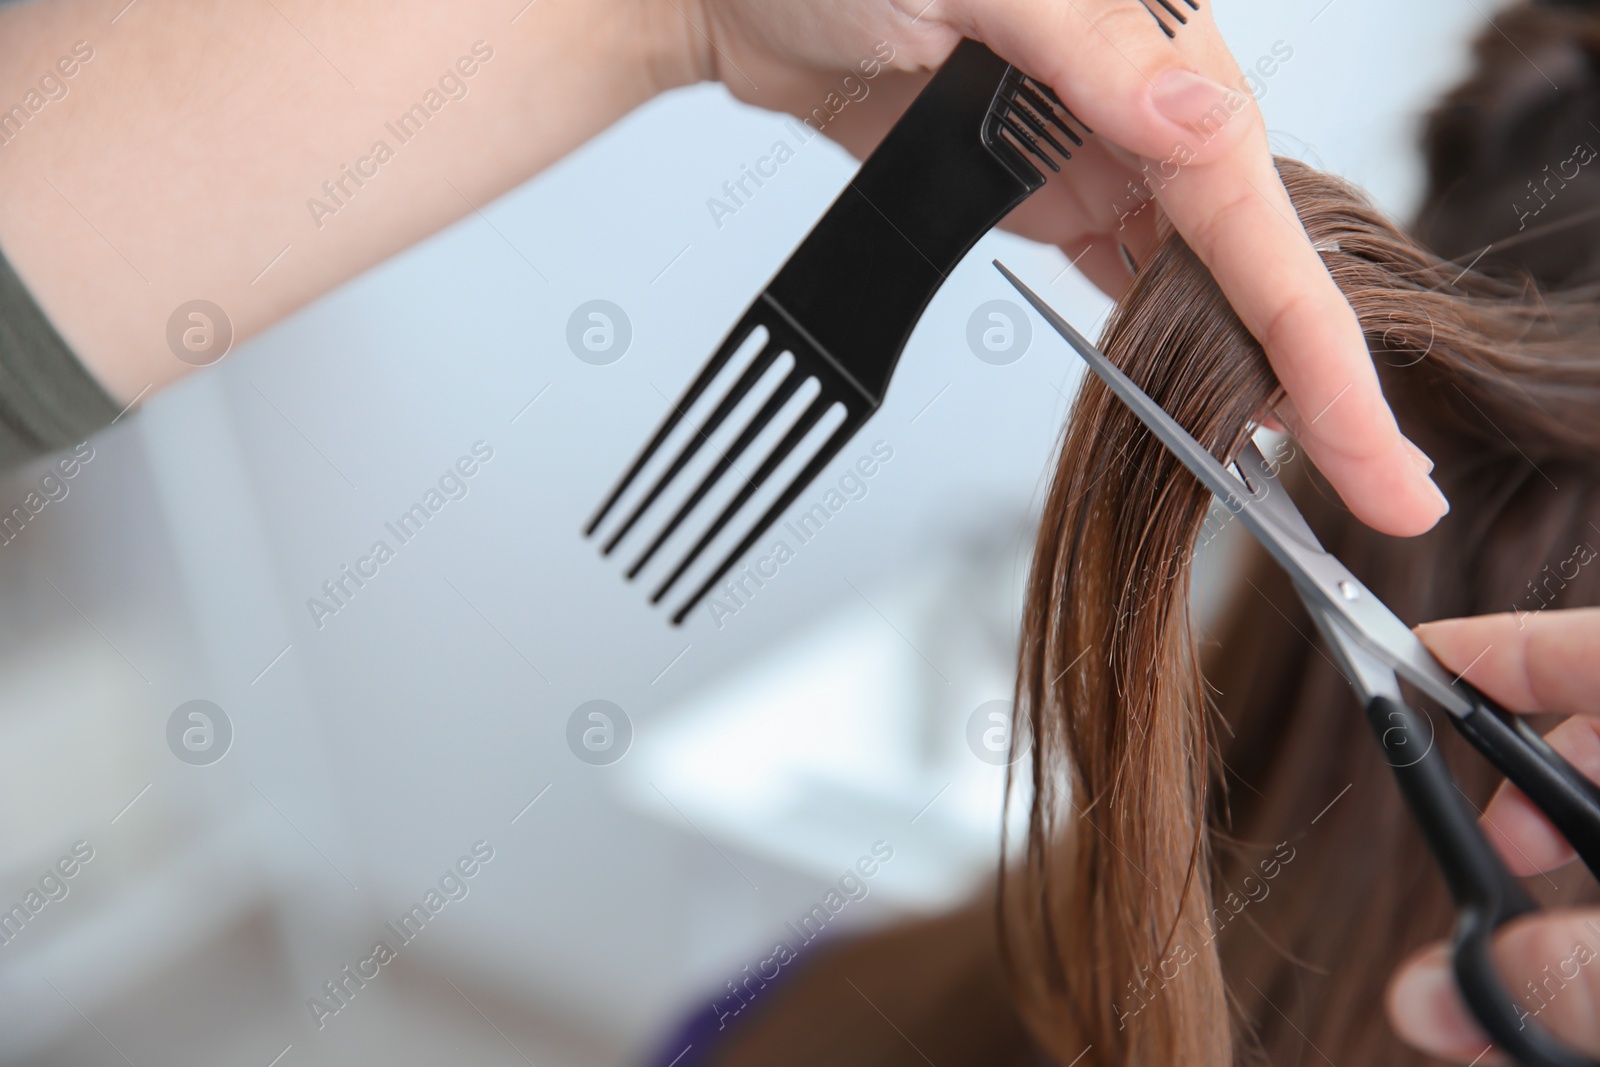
632, 0, 715, 95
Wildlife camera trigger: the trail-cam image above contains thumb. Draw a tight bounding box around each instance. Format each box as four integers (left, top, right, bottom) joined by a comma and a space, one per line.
1388, 912, 1600, 1061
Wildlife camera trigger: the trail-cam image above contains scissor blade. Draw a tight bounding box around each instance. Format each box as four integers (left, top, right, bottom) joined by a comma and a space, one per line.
1233, 439, 1326, 555
995, 260, 1256, 515
1307, 600, 1404, 704
994, 260, 1474, 718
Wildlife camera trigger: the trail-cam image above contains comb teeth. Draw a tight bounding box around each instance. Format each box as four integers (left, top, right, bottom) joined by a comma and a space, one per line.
1007, 101, 1075, 165
585, 306, 766, 537
665, 406, 867, 626
602, 338, 784, 556
648, 391, 838, 604
623, 362, 808, 579
988, 73, 1091, 178
588, 305, 870, 626
1015, 82, 1084, 147
1139, 0, 1199, 37
1000, 116, 1059, 173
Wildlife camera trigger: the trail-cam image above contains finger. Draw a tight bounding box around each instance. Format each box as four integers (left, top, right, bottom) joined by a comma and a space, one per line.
1417, 609, 1600, 874
944, 0, 1450, 534
1481, 714, 1600, 874
1386, 943, 1499, 1063
1069, 237, 1139, 298
1493, 911, 1600, 1056
998, 206, 1140, 299
1414, 608, 1600, 718
998, 137, 1160, 296
1151, 120, 1448, 535
1389, 915, 1600, 1060
1000, 145, 1147, 250
1007, 133, 1162, 241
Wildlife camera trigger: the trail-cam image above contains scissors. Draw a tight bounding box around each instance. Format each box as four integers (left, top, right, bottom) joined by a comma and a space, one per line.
995, 261, 1600, 1067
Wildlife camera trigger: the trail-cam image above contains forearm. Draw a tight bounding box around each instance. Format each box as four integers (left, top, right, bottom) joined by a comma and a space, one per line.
0, 0, 698, 405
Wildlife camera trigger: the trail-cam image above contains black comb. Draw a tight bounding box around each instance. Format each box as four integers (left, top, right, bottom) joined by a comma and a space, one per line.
586, 27, 1182, 625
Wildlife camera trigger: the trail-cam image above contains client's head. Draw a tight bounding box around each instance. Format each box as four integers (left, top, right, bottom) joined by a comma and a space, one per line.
1415, 0, 1600, 288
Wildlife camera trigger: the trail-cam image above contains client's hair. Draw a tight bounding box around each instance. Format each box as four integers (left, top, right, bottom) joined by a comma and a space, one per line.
1003, 156, 1600, 1065
1414, 0, 1600, 288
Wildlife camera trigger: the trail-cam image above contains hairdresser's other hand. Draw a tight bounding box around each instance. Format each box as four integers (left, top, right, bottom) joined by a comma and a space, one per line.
676, 0, 1449, 535
1386, 609, 1600, 1061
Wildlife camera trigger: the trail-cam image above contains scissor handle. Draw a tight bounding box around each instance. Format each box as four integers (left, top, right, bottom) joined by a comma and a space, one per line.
1367, 695, 1600, 1067
1450, 685, 1600, 881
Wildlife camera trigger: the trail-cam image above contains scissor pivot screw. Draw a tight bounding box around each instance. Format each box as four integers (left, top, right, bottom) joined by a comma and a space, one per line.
1338, 580, 1359, 601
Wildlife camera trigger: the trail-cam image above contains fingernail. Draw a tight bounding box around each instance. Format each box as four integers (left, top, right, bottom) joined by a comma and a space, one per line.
1426, 475, 1450, 517
1390, 957, 1486, 1054
1151, 69, 1236, 129
1402, 437, 1435, 476
1397, 437, 1447, 517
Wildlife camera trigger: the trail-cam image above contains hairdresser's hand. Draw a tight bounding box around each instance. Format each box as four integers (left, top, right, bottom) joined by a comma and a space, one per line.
678, 0, 1449, 536
1386, 609, 1600, 1061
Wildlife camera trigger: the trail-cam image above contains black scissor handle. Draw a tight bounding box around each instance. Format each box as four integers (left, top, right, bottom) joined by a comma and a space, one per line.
1450, 686, 1600, 880
1367, 696, 1600, 1067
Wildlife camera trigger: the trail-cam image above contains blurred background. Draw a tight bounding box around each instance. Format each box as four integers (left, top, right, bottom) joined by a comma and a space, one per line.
0, 1, 1493, 1063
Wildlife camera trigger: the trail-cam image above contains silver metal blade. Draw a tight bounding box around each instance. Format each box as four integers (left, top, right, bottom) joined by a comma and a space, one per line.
994, 259, 1472, 718
1232, 439, 1324, 554
1307, 599, 1403, 704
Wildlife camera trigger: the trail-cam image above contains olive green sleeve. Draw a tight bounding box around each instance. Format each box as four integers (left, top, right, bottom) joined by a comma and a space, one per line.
0, 242, 119, 467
